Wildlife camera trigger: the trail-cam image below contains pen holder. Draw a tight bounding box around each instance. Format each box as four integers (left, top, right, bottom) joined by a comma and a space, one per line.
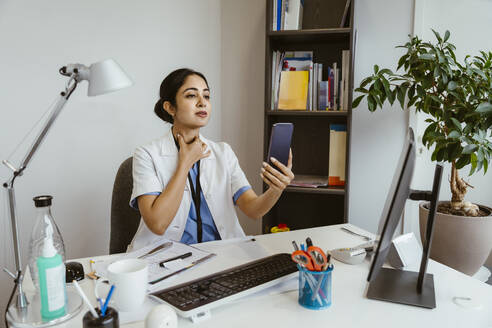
297, 265, 333, 310
82, 307, 119, 328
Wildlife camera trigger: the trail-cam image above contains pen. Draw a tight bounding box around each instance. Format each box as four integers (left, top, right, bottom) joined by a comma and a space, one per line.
150, 253, 215, 285
306, 237, 313, 248
101, 285, 115, 317
159, 252, 192, 267
73, 280, 98, 318
292, 240, 299, 251
137, 241, 173, 259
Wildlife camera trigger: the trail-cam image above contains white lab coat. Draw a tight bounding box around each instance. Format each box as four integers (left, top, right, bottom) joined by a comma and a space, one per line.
128, 128, 249, 251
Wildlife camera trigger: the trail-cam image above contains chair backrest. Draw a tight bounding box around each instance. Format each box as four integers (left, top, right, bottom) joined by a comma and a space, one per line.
110, 157, 141, 254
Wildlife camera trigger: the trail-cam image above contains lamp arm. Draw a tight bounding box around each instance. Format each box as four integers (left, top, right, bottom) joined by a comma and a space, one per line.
2, 72, 78, 309
18, 74, 78, 174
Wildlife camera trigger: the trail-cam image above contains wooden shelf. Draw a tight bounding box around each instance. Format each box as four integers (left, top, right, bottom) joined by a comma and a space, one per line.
267, 110, 348, 117
263, 0, 354, 232
268, 28, 350, 43
285, 186, 345, 195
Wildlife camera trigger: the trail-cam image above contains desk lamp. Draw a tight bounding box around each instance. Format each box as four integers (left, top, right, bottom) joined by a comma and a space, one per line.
2, 59, 132, 327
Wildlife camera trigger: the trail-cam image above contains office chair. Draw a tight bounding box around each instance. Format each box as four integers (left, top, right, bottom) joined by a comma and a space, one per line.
110, 156, 141, 254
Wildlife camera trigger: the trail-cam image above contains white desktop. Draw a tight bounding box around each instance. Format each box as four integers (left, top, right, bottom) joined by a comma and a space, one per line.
19, 223, 492, 328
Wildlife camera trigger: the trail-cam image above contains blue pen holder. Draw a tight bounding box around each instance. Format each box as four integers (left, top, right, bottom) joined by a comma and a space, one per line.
297, 264, 333, 310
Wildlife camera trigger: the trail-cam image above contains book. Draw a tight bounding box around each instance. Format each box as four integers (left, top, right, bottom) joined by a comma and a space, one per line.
277, 0, 282, 31
284, 0, 304, 30
331, 63, 338, 110
319, 81, 328, 110
290, 175, 328, 188
340, 0, 351, 28
329, 124, 347, 186
278, 71, 309, 110
341, 50, 350, 111
313, 63, 318, 111
273, 0, 277, 30
280, 0, 287, 30
328, 67, 335, 109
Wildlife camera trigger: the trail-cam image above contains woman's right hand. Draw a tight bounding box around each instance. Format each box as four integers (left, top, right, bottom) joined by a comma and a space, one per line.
177, 134, 211, 169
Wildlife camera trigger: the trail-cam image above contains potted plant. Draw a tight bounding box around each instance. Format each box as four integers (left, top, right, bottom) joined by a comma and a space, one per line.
352, 30, 492, 275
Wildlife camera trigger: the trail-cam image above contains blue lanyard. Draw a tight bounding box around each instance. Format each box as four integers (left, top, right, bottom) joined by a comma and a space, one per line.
173, 135, 203, 243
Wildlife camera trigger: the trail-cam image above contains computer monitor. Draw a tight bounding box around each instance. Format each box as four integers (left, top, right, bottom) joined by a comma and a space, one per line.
366, 127, 443, 309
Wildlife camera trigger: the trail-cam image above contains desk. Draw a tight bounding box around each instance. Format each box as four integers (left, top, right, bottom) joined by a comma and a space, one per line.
21, 224, 492, 327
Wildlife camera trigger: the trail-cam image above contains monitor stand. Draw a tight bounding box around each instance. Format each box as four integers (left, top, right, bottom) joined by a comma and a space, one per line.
366, 268, 436, 308
367, 163, 443, 310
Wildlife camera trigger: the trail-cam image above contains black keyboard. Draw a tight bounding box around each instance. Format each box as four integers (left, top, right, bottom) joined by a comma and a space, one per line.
151, 253, 298, 313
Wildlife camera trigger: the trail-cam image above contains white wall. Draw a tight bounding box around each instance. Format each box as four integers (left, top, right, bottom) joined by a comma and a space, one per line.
409, 0, 492, 263
0, 1, 222, 323
220, 0, 265, 236
349, 0, 414, 232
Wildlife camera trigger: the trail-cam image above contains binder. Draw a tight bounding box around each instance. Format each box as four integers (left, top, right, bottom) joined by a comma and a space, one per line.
278, 71, 309, 110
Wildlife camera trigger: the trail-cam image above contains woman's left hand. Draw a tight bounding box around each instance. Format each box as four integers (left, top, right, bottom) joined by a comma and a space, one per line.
261, 149, 294, 193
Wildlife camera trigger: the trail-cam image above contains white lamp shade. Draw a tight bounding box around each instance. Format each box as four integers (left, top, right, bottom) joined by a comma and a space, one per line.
87, 59, 133, 96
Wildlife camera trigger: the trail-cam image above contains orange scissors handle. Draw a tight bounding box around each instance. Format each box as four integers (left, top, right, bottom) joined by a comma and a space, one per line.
307, 246, 327, 271
291, 250, 316, 271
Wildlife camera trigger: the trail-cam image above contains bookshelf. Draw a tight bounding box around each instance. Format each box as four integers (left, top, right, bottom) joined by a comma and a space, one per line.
262, 0, 355, 233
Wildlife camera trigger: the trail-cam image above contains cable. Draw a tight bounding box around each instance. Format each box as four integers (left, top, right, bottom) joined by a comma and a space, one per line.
4, 270, 21, 328
4, 95, 60, 162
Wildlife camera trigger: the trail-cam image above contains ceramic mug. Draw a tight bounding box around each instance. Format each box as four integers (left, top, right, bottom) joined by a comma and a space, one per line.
95, 258, 148, 312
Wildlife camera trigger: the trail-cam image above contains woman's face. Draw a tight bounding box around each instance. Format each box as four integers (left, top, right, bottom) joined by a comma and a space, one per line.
167, 74, 211, 129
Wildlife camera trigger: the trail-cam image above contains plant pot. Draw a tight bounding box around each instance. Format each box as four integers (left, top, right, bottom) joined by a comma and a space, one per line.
419, 202, 492, 276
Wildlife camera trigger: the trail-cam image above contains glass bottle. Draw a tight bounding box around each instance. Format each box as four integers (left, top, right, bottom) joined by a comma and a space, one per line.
28, 195, 66, 289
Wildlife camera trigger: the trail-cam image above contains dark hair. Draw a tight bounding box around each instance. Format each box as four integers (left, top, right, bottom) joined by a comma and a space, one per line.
154, 68, 209, 123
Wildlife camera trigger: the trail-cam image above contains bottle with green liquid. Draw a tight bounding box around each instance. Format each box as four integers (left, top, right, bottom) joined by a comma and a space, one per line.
30, 195, 67, 320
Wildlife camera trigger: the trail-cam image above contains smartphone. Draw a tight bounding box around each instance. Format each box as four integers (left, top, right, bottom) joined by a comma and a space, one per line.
267, 123, 293, 168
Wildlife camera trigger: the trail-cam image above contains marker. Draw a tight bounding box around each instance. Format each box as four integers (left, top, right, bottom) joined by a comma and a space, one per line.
101, 285, 115, 316
73, 280, 98, 318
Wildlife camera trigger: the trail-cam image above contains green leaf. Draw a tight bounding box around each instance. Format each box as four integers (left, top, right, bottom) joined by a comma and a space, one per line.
374, 65, 379, 74
352, 95, 365, 108
444, 30, 450, 42
419, 54, 435, 60
448, 130, 461, 139
397, 87, 406, 108
432, 29, 442, 43
367, 94, 376, 111
355, 87, 369, 94
470, 153, 478, 175
434, 66, 440, 78
447, 81, 458, 90
477, 102, 492, 113
381, 76, 391, 96
360, 77, 373, 88
463, 144, 477, 155
456, 154, 471, 169
397, 55, 407, 71
378, 68, 392, 76
450, 117, 462, 131
436, 147, 447, 162
484, 158, 488, 174
477, 148, 484, 162
472, 67, 487, 79
448, 142, 461, 160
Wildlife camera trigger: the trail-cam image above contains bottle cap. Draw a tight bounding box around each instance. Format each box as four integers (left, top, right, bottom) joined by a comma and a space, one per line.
33, 195, 53, 207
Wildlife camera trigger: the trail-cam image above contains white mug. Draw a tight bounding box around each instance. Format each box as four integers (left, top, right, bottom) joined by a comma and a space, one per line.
95, 258, 148, 312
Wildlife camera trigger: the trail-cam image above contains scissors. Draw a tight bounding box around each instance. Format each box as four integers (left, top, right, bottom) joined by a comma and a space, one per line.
291, 246, 327, 271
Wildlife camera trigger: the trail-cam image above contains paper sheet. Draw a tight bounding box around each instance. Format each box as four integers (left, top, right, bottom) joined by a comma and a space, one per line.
194, 237, 269, 261
93, 239, 214, 288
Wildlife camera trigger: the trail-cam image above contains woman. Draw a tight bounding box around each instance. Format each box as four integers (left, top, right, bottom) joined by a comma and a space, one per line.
128, 68, 294, 250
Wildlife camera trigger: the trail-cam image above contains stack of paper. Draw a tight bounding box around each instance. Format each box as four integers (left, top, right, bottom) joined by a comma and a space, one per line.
93, 239, 215, 292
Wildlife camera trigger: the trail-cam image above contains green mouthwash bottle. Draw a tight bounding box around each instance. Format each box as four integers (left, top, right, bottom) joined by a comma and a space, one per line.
34, 196, 67, 320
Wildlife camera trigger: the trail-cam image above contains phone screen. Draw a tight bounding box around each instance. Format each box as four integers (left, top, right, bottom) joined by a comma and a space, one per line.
267, 123, 293, 168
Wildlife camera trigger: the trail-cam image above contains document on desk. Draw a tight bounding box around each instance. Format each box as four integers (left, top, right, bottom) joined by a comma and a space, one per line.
93, 239, 215, 291
194, 236, 270, 262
